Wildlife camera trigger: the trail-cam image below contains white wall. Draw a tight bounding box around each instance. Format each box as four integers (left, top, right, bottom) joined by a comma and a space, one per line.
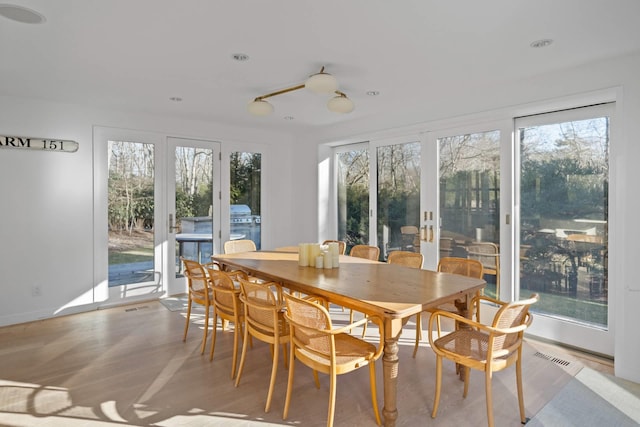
308, 51, 640, 383
0, 96, 296, 325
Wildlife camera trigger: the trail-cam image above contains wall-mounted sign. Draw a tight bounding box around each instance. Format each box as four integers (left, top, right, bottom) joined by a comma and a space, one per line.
0, 135, 79, 153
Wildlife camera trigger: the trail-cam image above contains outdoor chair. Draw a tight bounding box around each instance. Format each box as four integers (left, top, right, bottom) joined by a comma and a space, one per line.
467, 242, 500, 296
400, 225, 420, 251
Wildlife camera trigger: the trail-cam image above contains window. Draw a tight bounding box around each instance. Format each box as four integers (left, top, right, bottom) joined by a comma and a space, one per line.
336, 145, 370, 253
230, 152, 262, 249
518, 110, 609, 328
107, 140, 155, 286
377, 141, 421, 260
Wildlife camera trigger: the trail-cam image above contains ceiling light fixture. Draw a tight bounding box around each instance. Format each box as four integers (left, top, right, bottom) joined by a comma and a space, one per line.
327, 91, 355, 113
247, 66, 354, 116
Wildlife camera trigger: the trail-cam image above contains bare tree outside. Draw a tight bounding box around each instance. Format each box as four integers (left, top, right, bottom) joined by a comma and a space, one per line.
108, 140, 156, 285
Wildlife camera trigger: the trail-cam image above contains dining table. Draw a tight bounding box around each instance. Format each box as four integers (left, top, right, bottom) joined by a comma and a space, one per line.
212, 250, 486, 427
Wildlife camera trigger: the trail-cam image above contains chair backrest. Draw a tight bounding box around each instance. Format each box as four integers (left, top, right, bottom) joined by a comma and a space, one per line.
387, 250, 423, 269
239, 278, 283, 334
209, 269, 242, 317
322, 240, 346, 255
182, 258, 209, 294
350, 244, 380, 261
490, 293, 539, 352
466, 242, 499, 271
437, 257, 483, 278
284, 293, 332, 358
224, 239, 257, 254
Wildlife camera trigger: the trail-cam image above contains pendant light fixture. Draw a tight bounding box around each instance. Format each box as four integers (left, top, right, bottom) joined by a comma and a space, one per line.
248, 66, 354, 116
304, 66, 339, 94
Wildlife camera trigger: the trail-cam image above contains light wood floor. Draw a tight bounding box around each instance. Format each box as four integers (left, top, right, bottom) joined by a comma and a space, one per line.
0, 300, 613, 427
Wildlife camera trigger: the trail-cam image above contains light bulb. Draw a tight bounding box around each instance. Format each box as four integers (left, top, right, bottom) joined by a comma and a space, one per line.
305, 72, 338, 94
247, 99, 274, 116
327, 95, 354, 113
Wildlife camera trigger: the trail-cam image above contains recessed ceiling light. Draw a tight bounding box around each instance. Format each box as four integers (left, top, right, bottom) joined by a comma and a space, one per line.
366, 90, 380, 96
231, 53, 250, 62
530, 39, 553, 48
169, 97, 182, 102
0, 4, 46, 24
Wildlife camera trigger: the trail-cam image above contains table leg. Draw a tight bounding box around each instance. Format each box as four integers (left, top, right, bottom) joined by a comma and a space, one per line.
453, 291, 478, 381
382, 318, 403, 427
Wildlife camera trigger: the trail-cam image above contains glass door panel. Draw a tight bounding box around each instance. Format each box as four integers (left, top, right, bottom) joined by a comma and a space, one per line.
167, 138, 219, 296
230, 152, 262, 249
173, 145, 215, 273
518, 110, 610, 330
438, 130, 501, 297
376, 141, 421, 261
107, 140, 156, 287
336, 145, 370, 254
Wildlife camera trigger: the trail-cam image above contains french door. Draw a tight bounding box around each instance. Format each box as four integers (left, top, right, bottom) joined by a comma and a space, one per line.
334, 102, 614, 356
515, 104, 613, 355
95, 128, 220, 304
335, 136, 421, 260
432, 127, 504, 299
166, 137, 221, 296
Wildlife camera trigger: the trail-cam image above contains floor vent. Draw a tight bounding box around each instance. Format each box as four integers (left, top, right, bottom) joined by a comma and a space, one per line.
533, 351, 572, 367
125, 305, 149, 312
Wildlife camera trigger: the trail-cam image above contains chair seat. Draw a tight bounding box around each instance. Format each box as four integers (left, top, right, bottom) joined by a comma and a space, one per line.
297, 333, 377, 370
434, 329, 511, 363
428, 293, 539, 427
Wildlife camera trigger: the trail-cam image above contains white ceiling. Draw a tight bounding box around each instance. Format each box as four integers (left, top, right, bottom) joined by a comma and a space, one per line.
2, 0, 640, 136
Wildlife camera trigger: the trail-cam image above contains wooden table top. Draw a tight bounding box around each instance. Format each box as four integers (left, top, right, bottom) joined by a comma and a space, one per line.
213, 251, 486, 320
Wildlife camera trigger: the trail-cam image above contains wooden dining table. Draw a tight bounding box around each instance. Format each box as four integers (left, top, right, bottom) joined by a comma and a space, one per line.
212, 250, 486, 427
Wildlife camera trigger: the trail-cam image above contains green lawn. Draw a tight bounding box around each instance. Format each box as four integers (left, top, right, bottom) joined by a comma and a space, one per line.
531, 290, 607, 328
109, 249, 153, 265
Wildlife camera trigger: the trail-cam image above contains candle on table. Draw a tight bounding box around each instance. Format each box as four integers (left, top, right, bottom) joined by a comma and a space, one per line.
323, 250, 332, 269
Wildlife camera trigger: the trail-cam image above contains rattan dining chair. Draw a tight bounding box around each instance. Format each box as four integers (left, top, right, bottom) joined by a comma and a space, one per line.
208, 268, 248, 379
349, 244, 380, 261
413, 257, 483, 357
345, 244, 381, 326
428, 293, 539, 427
322, 240, 346, 255
387, 250, 423, 268
224, 238, 257, 254
235, 278, 289, 412
283, 293, 384, 427
182, 258, 217, 354
367, 250, 424, 338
